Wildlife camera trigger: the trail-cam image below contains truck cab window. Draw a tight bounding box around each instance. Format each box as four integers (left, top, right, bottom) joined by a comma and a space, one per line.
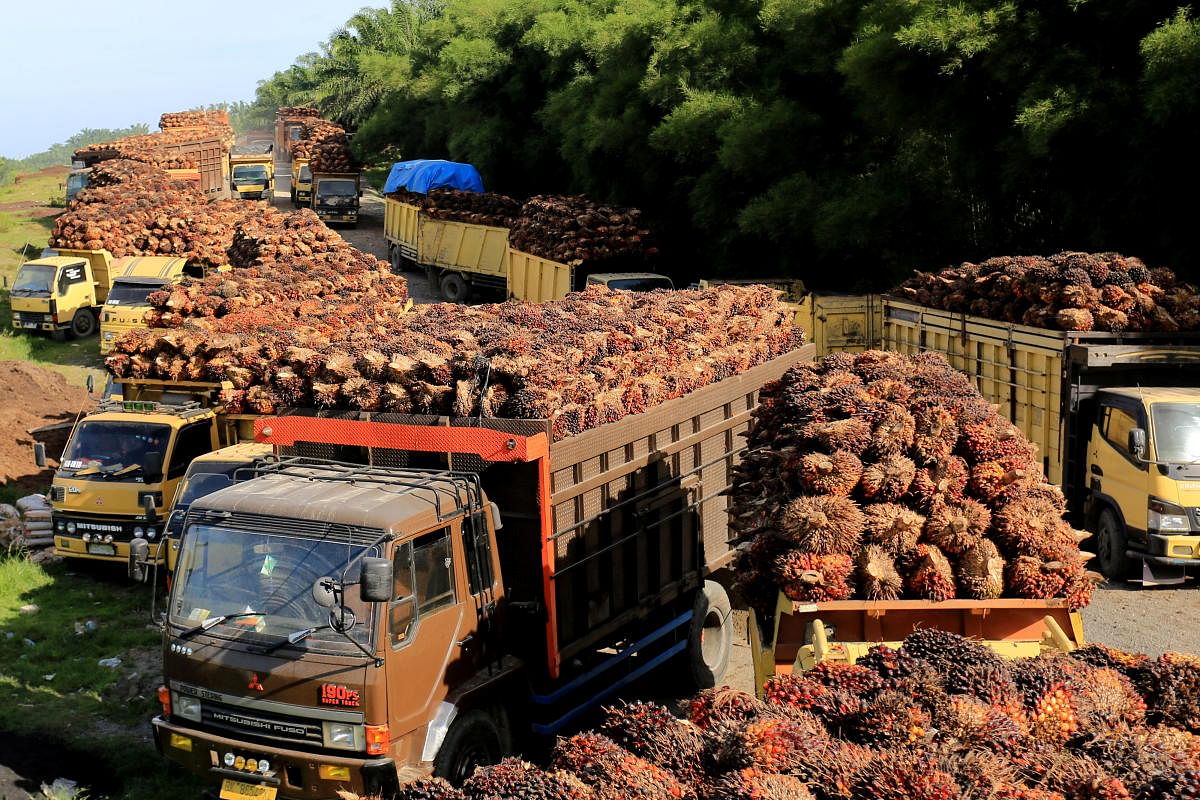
168, 422, 213, 479
1102, 406, 1139, 460
462, 514, 493, 594
389, 528, 456, 648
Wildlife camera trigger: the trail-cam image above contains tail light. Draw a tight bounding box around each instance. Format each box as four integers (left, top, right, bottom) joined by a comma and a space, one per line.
365, 724, 389, 756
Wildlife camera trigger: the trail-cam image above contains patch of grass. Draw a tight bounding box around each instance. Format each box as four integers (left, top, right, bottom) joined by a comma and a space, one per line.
0, 555, 200, 798
0, 290, 106, 386
362, 162, 392, 192
0, 168, 67, 285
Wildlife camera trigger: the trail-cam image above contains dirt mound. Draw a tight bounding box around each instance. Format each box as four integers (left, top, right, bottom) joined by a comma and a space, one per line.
0, 361, 92, 490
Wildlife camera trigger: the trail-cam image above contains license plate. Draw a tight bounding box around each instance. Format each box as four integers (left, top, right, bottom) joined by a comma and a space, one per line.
220, 780, 277, 800
87, 543, 116, 556
22, 322, 38, 329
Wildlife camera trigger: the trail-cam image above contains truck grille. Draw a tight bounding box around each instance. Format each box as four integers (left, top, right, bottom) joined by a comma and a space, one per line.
49, 486, 65, 502
201, 700, 324, 747
16, 312, 44, 323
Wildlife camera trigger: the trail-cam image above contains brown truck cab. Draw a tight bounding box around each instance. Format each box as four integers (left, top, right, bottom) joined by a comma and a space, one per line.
146, 347, 810, 798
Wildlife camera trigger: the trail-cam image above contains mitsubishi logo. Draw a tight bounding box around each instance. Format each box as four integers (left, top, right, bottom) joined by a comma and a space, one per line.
94, 498, 104, 506
247, 673, 264, 693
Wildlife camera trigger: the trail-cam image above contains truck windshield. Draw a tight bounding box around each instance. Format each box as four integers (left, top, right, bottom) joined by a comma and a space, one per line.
60, 420, 170, 480
593, 276, 674, 292
1153, 403, 1200, 464
319, 180, 357, 197
233, 165, 269, 182
177, 471, 237, 507
170, 524, 376, 650
298, 166, 312, 182
11, 265, 55, 296
66, 172, 87, 198
106, 280, 166, 306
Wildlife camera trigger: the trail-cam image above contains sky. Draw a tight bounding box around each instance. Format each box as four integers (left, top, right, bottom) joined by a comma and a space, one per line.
2, 0, 384, 159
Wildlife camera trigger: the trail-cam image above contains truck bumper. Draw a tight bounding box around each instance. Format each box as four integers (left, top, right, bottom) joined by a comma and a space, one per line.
152, 716, 403, 800
12, 318, 68, 333
1141, 533, 1200, 561
54, 534, 164, 565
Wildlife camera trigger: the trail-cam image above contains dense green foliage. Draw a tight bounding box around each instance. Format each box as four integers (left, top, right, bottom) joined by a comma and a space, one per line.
1, 125, 151, 181
252, 1, 1200, 287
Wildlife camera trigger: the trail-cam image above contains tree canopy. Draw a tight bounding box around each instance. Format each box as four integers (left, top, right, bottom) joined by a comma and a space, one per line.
245, 0, 1200, 288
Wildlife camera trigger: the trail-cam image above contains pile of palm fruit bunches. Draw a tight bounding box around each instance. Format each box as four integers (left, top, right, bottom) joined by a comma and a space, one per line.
287, 117, 354, 172
729, 351, 1099, 612
106, 283, 802, 438
159, 110, 229, 128
75, 110, 235, 167
896, 251, 1200, 331
338, 634, 1200, 800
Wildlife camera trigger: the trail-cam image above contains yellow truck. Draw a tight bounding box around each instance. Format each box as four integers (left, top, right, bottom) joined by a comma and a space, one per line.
43, 378, 259, 567
385, 197, 510, 301
801, 293, 1200, 584
99, 256, 192, 354
10, 249, 115, 340
230, 153, 274, 201
290, 157, 312, 208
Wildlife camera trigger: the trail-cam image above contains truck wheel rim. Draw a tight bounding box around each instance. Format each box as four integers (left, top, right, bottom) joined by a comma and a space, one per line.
700, 607, 727, 665
1098, 517, 1115, 566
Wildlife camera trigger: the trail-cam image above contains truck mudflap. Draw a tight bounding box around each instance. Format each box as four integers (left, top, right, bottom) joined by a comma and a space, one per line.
152, 716, 404, 800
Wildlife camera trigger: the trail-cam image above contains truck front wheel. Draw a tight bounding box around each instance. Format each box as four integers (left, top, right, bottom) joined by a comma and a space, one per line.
685, 580, 732, 690
1096, 508, 1130, 580
70, 309, 96, 339
433, 709, 503, 786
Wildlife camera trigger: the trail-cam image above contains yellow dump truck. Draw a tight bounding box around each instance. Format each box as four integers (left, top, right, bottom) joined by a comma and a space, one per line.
290, 157, 312, 207
10, 248, 115, 339
230, 153, 274, 201
385, 197, 510, 301
45, 378, 259, 567
99, 256, 192, 354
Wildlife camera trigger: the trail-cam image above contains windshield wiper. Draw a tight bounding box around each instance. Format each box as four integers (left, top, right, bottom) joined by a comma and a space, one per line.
261, 625, 331, 655
179, 611, 265, 640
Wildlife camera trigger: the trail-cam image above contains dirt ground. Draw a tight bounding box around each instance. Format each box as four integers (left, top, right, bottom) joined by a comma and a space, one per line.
0, 361, 93, 492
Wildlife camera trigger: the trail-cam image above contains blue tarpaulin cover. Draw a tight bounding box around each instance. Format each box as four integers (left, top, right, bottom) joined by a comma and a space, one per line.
383, 160, 485, 195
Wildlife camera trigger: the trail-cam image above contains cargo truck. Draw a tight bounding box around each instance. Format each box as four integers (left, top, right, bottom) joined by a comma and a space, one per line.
11, 249, 116, 339
312, 172, 361, 226
42, 378, 260, 567
99, 256, 203, 354
291, 159, 312, 208
801, 294, 1200, 584
139, 345, 813, 798
230, 153, 274, 201
75, 135, 231, 201
66, 163, 89, 202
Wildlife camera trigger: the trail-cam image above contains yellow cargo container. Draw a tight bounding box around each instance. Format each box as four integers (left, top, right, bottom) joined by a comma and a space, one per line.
507, 249, 573, 303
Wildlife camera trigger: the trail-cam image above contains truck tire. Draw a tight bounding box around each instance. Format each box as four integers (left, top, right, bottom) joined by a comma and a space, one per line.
388, 245, 403, 274
440, 272, 472, 303
433, 709, 503, 786
685, 580, 732, 690
70, 309, 96, 339
1096, 507, 1130, 580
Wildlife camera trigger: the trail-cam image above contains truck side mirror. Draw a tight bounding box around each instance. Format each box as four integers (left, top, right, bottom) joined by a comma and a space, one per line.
129, 538, 150, 582
360, 558, 393, 603
86, 374, 95, 394
33, 443, 47, 468
1129, 428, 1148, 461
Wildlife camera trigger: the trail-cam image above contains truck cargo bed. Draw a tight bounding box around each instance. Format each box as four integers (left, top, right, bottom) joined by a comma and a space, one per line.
255, 344, 816, 678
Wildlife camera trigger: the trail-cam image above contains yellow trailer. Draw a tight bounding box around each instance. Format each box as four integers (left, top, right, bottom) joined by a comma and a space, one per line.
384, 197, 510, 301
507, 248, 574, 303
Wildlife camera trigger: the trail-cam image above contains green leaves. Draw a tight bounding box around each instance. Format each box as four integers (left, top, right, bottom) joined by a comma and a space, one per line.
1140, 7, 1200, 122
894, 2, 1016, 74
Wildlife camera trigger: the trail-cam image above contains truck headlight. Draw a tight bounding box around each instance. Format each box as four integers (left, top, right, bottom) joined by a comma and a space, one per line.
104, 332, 113, 341
66, 522, 77, 534
172, 692, 202, 722
147, 528, 157, 540
1149, 497, 1191, 534
56, 521, 66, 532
43, 314, 54, 322
322, 721, 360, 750
133, 526, 144, 536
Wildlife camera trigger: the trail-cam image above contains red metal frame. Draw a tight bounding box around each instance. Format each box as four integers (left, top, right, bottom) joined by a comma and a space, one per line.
253, 416, 565, 679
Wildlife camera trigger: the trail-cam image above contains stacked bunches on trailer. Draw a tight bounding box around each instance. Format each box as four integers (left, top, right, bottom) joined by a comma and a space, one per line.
387, 188, 520, 228
335, 634, 1200, 799
728, 351, 1100, 612
509, 195, 657, 268
896, 252, 1200, 331
106, 284, 801, 436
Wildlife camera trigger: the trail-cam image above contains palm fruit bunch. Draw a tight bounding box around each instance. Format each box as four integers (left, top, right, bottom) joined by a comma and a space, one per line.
598, 701, 707, 787
461, 757, 595, 799
700, 768, 815, 800
551, 732, 693, 799
895, 252, 1200, 332
109, 283, 803, 439
730, 350, 1098, 608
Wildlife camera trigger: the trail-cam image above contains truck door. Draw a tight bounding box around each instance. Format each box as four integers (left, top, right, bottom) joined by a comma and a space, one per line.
1089, 400, 1150, 539
384, 526, 467, 742
163, 420, 218, 512
58, 262, 92, 307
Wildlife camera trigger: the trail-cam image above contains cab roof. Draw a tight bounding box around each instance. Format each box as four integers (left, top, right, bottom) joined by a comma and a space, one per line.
1100, 387, 1200, 404
188, 442, 273, 466
190, 462, 476, 536
112, 256, 187, 280
22, 256, 86, 268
